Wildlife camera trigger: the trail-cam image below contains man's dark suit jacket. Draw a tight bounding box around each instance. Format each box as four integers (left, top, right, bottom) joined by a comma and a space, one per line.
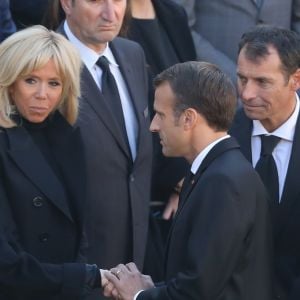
57, 24, 152, 277
0, 112, 86, 300
138, 137, 273, 300
230, 109, 300, 300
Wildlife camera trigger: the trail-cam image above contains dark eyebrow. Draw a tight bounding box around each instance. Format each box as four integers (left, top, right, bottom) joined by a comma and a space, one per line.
255, 76, 273, 83
236, 72, 245, 78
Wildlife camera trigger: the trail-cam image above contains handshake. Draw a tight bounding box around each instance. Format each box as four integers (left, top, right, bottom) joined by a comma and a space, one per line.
100, 263, 155, 300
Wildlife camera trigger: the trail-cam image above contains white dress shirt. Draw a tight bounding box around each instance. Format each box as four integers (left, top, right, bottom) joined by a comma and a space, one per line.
251, 94, 299, 202
64, 21, 138, 160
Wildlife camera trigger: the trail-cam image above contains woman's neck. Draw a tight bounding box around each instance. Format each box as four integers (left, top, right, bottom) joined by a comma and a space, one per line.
131, 0, 156, 19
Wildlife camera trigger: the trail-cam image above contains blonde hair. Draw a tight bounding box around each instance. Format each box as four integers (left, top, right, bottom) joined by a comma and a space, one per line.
0, 25, 82, 127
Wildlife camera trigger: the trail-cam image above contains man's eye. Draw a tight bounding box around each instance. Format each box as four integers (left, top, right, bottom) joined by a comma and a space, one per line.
238, 77, 247, 85
257, 79, 269, 87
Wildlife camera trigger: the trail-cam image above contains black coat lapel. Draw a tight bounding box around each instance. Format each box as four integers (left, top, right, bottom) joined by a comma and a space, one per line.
46, 112, 86, 227
6, 122, 73, 222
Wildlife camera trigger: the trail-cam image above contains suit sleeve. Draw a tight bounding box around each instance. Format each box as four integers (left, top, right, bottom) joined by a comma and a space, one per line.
138, 173, 254, 300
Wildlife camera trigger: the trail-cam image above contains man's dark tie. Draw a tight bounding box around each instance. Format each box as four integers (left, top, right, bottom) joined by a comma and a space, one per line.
96, 56, 127, 137
175, 170, 195, 215
255, 135, 281, 203
179, 171, 195, 200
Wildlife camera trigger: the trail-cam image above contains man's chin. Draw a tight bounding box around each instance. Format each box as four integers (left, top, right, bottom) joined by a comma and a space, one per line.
243, 107, 264, 121
162, 149, 180, 158
162, 148, 172, 157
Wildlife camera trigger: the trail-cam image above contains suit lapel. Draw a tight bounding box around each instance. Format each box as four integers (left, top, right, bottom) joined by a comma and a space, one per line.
80, 66, 131, 159
6, 123, 73, 222
229, 109, 253, 162
110, 40, 146, 116
274, 113, 300, 236
164, 137, 240, 270
177, 137, 240, 216
110, 39, 149, 162
251, 0, 264, 9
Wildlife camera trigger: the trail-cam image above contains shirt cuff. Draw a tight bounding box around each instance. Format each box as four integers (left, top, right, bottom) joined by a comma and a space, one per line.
100, 269, 108, 287
134, 290, 144, 300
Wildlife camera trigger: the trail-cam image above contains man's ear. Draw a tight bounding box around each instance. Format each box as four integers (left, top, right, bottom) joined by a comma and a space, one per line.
290, 68, 300, 91
182, 108, 198, 130
60, 0, 72, 15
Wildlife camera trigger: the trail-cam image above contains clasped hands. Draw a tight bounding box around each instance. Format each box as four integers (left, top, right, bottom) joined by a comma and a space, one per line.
101, 262, 154, 300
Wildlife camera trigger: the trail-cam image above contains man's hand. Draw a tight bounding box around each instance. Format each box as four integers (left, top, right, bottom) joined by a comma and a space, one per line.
104, 263, 154, 300
162, 178, 183, 220
162, 192, 179, 220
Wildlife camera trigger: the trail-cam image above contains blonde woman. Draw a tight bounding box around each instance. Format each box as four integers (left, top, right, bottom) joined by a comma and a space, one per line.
0, 26, 106, 300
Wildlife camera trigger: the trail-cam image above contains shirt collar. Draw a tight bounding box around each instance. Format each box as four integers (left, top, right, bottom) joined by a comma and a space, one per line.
63, 21, 118, 69
190, 135, 230, 175
252, 93, 299, 142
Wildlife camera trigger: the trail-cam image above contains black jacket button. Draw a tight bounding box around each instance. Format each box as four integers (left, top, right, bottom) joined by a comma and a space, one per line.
39, 233, 49, 243
32, 196, 43, 208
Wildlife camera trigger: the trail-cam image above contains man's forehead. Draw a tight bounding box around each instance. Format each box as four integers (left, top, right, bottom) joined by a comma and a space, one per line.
238, 49, 282, 73
239, 44, 280, 63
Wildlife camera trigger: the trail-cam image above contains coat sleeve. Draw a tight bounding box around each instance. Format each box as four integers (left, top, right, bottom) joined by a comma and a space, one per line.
0, 167, 86, 299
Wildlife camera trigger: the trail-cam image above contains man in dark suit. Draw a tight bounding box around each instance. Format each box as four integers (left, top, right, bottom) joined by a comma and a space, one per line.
58, 0, 152, 299
230, 25, 300, 300
103, 61, 273, 300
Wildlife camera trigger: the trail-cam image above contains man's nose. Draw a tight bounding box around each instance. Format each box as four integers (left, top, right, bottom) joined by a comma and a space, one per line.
239, 81, 257, 102
102, 0, 115, 21
149, 114, 159, 132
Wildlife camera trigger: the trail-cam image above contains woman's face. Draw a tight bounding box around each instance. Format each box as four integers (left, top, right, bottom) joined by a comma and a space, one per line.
10, 59, 63, 123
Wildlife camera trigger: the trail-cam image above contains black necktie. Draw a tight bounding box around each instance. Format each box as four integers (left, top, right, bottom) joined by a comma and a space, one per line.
96, 56, 127, 137
179, 171, 195, 202
255, 135, 281, 203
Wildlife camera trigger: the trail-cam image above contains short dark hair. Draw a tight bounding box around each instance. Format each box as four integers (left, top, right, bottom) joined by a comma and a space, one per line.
238, 25, 300, 80
154, 61, 237, 131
